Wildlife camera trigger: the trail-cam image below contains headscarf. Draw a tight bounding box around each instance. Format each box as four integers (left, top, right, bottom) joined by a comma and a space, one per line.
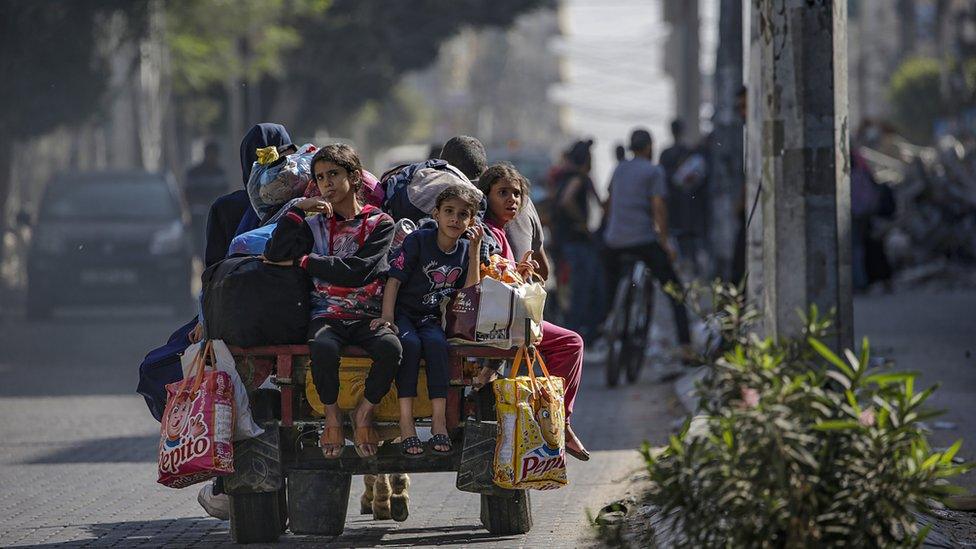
235, 123, 293, 235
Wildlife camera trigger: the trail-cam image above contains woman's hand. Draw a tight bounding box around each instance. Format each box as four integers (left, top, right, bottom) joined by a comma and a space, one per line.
296, 197, 332, 216
188, 322, 204, 344
369, 316, 398, 334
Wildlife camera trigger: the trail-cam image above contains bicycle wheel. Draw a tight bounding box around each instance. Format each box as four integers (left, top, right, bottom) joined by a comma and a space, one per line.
624, 272, 654, 384
604, 276, 631, 387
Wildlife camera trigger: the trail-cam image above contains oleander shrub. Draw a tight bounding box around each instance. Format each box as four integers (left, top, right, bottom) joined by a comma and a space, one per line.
646, 282, 970, 548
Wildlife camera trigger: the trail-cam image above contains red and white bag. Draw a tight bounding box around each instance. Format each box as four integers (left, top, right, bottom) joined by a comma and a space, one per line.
157, 341, 234, 488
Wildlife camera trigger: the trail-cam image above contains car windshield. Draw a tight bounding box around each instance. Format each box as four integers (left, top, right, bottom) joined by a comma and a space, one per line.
43, 179, 179, 220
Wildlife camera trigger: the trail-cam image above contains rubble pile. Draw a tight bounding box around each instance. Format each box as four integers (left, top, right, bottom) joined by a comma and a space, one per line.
862, 135, 976, 287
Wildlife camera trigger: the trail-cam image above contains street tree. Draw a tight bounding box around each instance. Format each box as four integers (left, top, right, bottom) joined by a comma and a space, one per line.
0, 0, 144, 263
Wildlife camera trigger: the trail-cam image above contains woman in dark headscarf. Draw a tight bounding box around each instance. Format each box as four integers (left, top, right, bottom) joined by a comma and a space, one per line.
203, 123, 292, 267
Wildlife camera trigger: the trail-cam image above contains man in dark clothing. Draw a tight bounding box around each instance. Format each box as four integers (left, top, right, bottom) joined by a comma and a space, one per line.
658, 119, 696, 266
204, 123, 292, 267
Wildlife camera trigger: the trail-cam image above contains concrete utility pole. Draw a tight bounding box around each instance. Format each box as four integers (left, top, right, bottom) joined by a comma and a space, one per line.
753, 0, 853, 351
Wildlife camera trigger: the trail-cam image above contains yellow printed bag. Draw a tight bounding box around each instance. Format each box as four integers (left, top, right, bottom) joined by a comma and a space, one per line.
492, 346, 568, 491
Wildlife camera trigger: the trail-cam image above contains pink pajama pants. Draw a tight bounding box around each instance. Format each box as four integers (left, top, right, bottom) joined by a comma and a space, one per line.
535, 321, 584, 420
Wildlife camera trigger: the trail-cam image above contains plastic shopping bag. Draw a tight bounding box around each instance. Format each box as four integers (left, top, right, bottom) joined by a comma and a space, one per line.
181, 340, 263, 441
246, 143, 317, 220
158, 341, 235, 488
443, 276, 545, 349
492, 345, 568, 490
227, 223, 277, 257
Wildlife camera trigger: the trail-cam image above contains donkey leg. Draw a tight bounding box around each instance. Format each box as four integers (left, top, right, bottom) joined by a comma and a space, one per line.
361, 473, 376, 515
372, 473, 393, 520
390, 473, 410, 522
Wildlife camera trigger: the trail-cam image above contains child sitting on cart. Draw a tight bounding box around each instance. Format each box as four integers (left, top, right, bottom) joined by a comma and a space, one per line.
376, 186, 484, 456
264, 143, 401, 459
478, 162, 590, 461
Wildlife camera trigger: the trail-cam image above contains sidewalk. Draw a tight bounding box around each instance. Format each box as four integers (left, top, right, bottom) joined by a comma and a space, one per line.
665, 287, 976, 546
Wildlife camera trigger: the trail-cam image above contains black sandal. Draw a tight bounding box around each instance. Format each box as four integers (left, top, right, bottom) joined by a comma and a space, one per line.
428, 433, 453, 454
401, 436, 425, 457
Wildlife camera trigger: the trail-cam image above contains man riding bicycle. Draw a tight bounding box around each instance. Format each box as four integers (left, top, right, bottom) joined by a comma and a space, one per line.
603, 128, 692, 360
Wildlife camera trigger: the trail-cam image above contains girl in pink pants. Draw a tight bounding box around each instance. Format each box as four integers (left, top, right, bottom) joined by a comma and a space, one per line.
477, 163, 589, 461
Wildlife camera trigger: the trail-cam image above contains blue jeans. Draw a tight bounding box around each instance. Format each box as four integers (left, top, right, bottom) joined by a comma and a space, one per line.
561, 241, 605, 342
396, 315, 450, 399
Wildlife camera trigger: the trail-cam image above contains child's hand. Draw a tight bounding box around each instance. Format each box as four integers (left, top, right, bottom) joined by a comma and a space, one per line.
466, 225, 484, 251
516, 250, 539, 280
370, 316, 398, 334
296, 197, 333, 217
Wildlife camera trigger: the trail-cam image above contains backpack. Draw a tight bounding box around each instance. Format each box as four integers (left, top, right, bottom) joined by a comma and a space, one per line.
381, 159, 484, 222
202, 256, 311, 347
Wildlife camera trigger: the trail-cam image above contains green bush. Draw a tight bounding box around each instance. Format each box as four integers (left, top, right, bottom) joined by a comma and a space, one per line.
888, 57, 946, 145
646, 282, 970, 547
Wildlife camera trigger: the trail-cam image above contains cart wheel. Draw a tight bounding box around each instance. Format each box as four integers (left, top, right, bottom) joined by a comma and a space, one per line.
625, 278, 653, 384
604, 277, 631, 387
287, 470, 352, 536
480, 490, 532, 534
229, 491, 282, 543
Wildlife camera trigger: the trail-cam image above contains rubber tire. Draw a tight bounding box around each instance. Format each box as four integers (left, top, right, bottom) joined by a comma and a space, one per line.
480, 490, 532, 535
229, 491, 282, 544
625, 279, 653, 384
604, 277, 631, 387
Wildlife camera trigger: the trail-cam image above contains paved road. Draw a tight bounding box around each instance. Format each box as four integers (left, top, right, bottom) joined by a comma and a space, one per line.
0, 308, 680, 547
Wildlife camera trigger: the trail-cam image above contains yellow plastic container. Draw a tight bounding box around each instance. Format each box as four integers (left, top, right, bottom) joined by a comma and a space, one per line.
305, 357, 434, 420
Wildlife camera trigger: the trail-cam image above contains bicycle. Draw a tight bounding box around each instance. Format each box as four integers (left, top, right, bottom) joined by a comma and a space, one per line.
603, 254, 655, 387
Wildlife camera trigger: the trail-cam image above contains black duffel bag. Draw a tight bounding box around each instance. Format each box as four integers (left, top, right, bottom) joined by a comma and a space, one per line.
202, 256, 311, 347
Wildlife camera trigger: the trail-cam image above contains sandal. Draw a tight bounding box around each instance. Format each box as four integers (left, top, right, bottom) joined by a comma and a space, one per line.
353, 424, 380, 458
400, 436, 425, 457
428, 433, 453, 454
565, 424, 590, 461
319, 425, 345, 459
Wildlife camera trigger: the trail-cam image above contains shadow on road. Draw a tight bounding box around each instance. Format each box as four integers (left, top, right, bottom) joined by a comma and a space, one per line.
22, 435, 159, 465
6, 517, 517, 547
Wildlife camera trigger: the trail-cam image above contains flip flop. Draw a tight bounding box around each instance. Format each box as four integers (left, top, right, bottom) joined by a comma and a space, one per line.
428, 433, 453, 454
353, 424, 380, 458
400, 436, 425, 458
319, 425, 345, 459
566, 445, 591, 462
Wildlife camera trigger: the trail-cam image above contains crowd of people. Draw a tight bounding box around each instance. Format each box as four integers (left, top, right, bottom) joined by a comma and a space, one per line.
539, 122, 714, 360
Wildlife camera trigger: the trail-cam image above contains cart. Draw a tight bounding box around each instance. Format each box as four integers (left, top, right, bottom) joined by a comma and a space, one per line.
222, 343, 532, 543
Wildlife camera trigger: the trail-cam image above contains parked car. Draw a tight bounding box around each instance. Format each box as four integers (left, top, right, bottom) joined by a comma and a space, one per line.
25, 171, 193, 319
